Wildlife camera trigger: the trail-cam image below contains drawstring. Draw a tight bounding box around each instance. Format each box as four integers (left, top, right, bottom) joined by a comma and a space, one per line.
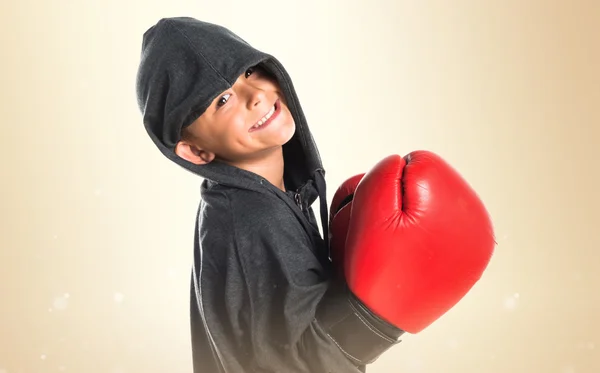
314, 171, 330, 262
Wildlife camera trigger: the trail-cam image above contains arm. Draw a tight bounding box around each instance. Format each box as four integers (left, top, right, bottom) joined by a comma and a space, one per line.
230, 202, 367, 372
196, 187, 401, 373
225, 182, 409, 373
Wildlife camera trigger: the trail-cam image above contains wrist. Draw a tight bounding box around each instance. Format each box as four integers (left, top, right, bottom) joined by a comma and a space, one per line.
315, 280, 404, 365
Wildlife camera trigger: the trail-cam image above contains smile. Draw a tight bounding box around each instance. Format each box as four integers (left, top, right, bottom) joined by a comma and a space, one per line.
249, 100, 280, 132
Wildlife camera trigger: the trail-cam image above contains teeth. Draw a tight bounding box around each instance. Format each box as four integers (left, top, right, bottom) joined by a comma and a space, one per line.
253, 105, 276, 128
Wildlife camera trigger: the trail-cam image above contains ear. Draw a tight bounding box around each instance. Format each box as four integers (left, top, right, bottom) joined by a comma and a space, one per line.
175, 141, 216, 165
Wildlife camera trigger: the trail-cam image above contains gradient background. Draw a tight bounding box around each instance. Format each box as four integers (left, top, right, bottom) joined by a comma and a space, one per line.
2, 0, 599, 372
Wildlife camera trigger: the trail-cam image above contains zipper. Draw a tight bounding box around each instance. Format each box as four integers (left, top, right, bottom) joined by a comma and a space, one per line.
294, 191, 303, 211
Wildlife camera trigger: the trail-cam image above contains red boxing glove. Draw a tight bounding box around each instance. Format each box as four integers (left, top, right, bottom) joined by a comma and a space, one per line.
345, 151, 495, 334
328, 173, 365, 276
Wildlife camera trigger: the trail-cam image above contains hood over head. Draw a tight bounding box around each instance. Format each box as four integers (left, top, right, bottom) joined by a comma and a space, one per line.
135, 17, 330, 244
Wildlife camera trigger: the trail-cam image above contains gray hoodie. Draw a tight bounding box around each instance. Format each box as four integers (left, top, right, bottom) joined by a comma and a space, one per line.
135, 17, 402, 373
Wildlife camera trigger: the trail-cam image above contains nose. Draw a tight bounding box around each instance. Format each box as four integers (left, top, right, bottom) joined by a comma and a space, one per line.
236, 79, 266, 110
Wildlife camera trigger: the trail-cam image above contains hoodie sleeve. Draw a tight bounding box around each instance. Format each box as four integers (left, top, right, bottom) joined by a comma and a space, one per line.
228, 196, 365, 373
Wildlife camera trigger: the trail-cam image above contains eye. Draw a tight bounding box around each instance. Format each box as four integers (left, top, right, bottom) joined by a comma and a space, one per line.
245, 67, 255, 78
216, 93, 231, 108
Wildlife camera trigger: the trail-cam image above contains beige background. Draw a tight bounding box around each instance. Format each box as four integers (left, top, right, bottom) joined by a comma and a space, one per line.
1, 0, 599, 372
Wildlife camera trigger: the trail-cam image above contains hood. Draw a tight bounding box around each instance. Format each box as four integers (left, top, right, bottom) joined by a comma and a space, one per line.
135, 17, 330, 243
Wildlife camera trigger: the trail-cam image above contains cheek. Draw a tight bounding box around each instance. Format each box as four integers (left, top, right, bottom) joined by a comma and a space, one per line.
221, 114, 250, 145
283, 106, 296, 127
201, 119, 242, 151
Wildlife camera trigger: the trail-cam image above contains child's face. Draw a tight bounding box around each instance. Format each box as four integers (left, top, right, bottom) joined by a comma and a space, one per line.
176, 65, 296, 165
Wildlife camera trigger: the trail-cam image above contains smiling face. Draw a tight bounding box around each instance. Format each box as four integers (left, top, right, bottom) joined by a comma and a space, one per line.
175, 64, 296, 167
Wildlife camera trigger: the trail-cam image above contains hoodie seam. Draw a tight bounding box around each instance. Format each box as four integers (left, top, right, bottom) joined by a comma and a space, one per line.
167, 20, 231, 85
168, 21, 231, 129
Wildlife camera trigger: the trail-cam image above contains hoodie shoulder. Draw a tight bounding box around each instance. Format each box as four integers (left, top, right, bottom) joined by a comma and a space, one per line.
206, 184, 299, 231
200, 183, 322, 282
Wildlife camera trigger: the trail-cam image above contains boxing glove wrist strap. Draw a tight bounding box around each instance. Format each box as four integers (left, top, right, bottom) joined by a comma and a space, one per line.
315, 281, 404, 365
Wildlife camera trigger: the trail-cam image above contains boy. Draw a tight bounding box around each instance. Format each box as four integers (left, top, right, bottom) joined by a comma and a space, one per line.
135, 16, 403, 373
136, 16, 495, 373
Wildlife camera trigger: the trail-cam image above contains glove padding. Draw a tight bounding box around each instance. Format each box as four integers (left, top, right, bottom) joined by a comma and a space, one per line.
345, 151, 496, 334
